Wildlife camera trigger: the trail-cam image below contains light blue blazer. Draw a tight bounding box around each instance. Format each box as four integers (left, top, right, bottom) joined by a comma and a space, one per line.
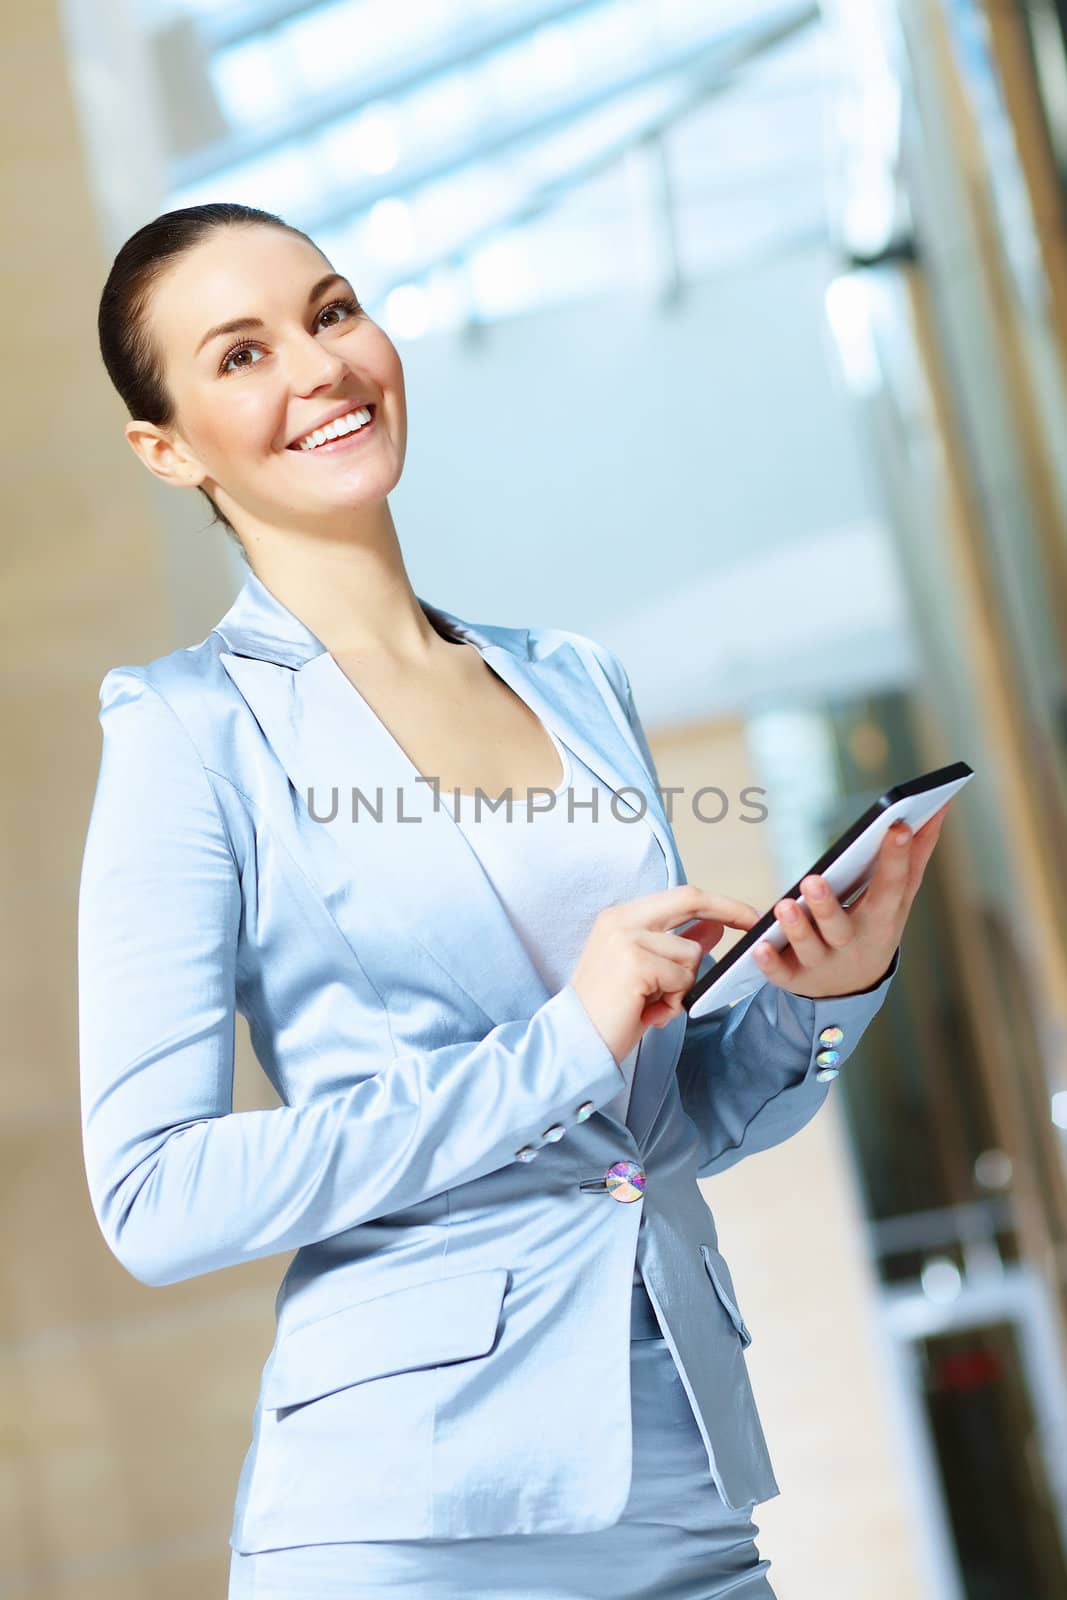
77, 568, 899, 1553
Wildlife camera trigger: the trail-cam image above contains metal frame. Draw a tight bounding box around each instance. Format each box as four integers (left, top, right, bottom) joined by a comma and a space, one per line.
882, 1261, 1067, 1571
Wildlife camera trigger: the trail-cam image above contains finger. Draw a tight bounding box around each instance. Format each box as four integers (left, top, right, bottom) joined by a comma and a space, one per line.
907, 804, 947, 862
771, 896, 831, 969
751, 934, 796, 985
798, 875, 854, 950
918, 800, 952, 833
895, 805, 950, 909
645, 947, 713, 1003
643, 995, 681, 1027
645, 984, 698, 1024
672, 917, 729, 961
638, 925, 723, 969
614, 885, 762, 936
670, 904, 761, 942
854, 819, 914, 921
912, 804, 948, 863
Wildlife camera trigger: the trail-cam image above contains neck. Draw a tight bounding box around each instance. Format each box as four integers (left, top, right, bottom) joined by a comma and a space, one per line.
232, 500, 453, 665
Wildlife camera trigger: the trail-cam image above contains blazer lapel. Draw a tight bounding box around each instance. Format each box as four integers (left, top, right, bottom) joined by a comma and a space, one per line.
479, 644, 689, 1149
212, 570, 685, 1146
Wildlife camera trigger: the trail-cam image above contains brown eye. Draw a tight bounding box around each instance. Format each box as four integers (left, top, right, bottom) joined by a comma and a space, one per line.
317, 296, 361, 328
219, 341, 265, 375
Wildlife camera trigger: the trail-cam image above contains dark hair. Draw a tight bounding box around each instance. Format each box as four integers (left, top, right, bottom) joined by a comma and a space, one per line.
97, 202, 325, 554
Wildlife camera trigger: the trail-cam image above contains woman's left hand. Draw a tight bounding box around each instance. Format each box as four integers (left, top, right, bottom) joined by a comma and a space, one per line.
752, 800, 951, 1000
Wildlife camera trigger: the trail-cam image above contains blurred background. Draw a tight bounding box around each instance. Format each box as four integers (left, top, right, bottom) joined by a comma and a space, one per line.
7, 0, 1067, 1594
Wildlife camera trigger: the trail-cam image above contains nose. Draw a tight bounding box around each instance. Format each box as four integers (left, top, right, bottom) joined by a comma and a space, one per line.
287, 332, 349, 396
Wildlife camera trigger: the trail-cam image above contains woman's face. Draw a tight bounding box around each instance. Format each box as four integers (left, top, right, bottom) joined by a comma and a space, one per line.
132, 225, 407, 533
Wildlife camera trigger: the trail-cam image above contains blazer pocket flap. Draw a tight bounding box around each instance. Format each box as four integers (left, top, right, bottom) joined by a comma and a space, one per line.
699, 1244, 753, 1347
262, 1266, 509, 1410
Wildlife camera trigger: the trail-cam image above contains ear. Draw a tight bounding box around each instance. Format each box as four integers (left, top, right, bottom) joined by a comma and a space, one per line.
125, 419, 207, 491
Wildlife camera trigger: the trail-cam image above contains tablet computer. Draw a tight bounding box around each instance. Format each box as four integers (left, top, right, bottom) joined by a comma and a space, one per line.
682, 760, 975, 1018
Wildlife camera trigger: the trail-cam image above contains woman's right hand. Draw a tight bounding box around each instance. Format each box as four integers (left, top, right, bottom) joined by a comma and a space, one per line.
568, 886, 763, 1066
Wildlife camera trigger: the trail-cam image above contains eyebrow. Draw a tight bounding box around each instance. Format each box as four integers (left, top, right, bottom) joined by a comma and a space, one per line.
194, 273, 350, 357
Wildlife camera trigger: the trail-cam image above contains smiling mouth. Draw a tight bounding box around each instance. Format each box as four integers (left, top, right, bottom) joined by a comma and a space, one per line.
286, 404, 377, 451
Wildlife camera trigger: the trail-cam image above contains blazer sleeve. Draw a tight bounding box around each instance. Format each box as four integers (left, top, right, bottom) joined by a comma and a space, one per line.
587, 639, 900, 1178
77, 668, 627, 1288
673, 950, 898, 1177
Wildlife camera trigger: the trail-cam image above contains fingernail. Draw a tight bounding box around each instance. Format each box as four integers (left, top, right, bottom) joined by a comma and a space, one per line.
894, 823, 911, 845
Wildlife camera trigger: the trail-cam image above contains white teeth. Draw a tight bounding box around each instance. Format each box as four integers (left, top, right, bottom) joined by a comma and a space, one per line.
295, 406, 372, 450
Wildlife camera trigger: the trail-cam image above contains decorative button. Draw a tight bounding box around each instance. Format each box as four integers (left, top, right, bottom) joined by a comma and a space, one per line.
515, 1145, 539, 1162
606, 1160, 646, 1202
818, 1025, 844, 1047
577, 1159, 647, 1198
815, 1049, 841, 1068
815, 1064, 840, 1083
576, 1101, 595, 1122
541, 1123, 566, 1143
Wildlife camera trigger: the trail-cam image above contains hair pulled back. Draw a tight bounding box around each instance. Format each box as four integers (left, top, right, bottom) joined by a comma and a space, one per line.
97, 202, 320, 550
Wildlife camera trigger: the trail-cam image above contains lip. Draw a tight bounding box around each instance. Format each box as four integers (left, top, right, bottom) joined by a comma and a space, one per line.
286, 400, 376, 450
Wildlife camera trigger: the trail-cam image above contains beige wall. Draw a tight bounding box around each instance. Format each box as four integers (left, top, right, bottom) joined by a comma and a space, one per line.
1, 7, 279, 1595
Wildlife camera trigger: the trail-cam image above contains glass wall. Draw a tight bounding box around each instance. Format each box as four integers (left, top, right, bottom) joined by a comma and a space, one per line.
761, 1, 1067, 1590
138, 0, 840, 333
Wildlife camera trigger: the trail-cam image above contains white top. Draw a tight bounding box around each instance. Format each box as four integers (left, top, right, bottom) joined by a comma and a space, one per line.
440, 723, 667, 1285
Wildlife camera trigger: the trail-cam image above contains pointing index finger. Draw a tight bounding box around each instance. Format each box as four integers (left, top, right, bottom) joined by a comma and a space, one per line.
618, 884, 762, 935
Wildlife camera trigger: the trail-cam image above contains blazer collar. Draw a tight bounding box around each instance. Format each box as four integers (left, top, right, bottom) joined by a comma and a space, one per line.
212, 567, 533, 667
211, 567, 683, 1149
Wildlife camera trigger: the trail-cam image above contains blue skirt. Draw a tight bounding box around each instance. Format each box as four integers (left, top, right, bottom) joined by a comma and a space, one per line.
228, 1280, 777, 1599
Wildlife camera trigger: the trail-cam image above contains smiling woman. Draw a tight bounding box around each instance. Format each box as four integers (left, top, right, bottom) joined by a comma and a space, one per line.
82, 199, 917, 1600
96, 202, 410, 576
